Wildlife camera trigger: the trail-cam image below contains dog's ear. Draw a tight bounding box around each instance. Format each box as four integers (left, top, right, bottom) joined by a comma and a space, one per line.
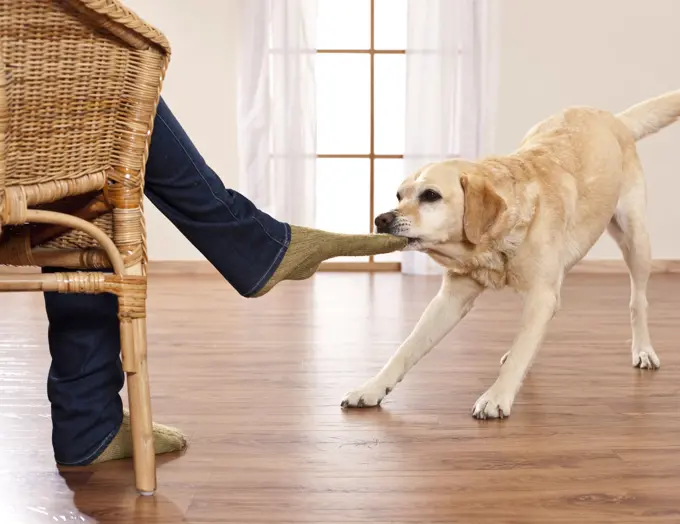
460, 174, 506, 245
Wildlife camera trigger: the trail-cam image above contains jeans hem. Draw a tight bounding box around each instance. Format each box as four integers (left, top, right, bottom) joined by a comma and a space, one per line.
243, 223, 291, 297
55, 416, 122, 467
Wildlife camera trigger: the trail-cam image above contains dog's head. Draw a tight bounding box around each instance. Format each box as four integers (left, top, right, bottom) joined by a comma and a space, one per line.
374, 160, 507, 250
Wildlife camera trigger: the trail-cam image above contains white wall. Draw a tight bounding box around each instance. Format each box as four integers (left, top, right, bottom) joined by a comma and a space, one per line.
124, 0, 241, 261
495, 0, 680, 259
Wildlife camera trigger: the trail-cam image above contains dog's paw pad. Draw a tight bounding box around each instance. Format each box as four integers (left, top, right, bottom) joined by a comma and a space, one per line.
472, 388, 513, 420
341, 382, 391, 409
633, 348, 660, 370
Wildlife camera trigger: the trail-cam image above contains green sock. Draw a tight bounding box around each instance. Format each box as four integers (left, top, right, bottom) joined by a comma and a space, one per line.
91, 410, 187, 464
252, 226, 407, 297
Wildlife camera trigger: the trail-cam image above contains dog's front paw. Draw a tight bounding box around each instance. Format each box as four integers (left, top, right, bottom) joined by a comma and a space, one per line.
632, 346, 660, 370
472, 386, 514, 419
341, 379, 393, 408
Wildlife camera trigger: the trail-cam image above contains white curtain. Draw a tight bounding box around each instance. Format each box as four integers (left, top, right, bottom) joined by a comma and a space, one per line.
401, 0, 500, 275
236, 0, 317, 226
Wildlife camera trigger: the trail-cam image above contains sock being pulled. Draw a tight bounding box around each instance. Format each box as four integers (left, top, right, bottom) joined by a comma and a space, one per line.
252, 226, 408, 297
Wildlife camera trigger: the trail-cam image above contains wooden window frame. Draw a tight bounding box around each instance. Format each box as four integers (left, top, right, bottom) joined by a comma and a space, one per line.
317, 0, 405, 273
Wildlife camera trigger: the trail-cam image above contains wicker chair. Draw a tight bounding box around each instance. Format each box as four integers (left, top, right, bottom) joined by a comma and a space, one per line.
0, 0, 170, 495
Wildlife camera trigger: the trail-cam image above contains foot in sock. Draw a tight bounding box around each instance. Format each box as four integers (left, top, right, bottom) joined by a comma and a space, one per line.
91, 410, 187, 464
252, 226, 408, 297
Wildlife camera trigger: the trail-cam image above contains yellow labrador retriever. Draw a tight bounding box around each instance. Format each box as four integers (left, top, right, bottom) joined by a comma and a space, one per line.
342, 90, 680, 419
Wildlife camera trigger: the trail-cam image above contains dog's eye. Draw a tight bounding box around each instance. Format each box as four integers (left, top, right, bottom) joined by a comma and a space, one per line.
419, 189, 442, 203
396, 192, 402, 202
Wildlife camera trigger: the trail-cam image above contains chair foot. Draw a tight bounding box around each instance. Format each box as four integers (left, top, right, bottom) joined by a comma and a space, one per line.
138, 490, 155, 497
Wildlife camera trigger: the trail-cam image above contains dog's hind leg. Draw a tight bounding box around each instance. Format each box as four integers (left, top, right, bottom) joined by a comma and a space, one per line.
607, 163, 660, 370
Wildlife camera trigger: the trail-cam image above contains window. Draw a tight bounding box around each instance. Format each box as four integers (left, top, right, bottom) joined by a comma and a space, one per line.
316, 0, 407, 269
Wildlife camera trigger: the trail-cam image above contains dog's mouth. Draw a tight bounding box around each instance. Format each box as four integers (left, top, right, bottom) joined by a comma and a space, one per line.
403, 237, 424, 250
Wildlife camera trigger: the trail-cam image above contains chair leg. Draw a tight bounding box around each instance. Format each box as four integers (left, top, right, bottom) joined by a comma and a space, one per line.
121, 315, 156, 495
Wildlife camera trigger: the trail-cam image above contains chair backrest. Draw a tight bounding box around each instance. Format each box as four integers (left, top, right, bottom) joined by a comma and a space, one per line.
0, 0, 170, 206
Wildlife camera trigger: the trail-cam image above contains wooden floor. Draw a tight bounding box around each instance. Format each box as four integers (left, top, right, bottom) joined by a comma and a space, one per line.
1, 271, 680, 523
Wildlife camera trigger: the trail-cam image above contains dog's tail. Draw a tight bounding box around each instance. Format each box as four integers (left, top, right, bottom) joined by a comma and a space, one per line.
617, 90, 680, 141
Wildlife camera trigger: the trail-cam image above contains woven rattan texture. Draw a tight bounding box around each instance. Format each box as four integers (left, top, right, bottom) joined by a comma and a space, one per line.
1, 0, 126, 187
43, 212, 113, 249
0, 0, 169, 266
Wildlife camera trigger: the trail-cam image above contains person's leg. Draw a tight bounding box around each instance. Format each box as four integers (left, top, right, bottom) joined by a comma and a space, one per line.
43, 271, 124, 466
143, 97, 406, 297
43, 268, 186, 466
142, 97, 290, 296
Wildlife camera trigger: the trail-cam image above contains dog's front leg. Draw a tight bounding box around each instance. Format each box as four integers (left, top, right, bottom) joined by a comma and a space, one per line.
342, 274, 483, 408
472, 285, 560, 419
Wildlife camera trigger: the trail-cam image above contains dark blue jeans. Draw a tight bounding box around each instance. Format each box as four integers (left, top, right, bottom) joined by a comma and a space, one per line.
43, 98, 290, 465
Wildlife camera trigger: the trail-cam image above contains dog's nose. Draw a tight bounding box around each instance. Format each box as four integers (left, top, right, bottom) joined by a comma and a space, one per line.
374, 212, 396, 232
